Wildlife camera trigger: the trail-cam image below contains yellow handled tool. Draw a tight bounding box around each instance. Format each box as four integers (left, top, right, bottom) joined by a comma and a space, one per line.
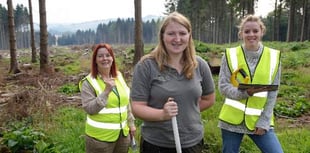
230, 68, 250, 87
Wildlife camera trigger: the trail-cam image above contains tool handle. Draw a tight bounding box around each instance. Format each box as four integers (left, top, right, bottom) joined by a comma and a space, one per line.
172, 116, 182, 153
130, 136, 137, 151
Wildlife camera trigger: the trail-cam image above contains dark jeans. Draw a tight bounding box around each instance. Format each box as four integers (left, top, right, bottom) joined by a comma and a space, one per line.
140, 137, 204, 153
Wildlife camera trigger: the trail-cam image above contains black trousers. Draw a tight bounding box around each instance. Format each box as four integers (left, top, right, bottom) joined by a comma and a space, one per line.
140, 137, 204, 153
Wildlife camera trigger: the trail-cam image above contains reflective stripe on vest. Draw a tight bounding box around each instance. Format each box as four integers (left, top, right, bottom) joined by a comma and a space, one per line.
87, 116, 127, 129
80, 72, 130, 142
225, 97, 264, 116
99, 105, 127, 114
89, 76, 103, 94
219, 46, 280, 131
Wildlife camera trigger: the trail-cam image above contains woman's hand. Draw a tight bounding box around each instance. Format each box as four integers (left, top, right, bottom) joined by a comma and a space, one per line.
254, 127, 266, 135
131, 98, 178, 122
246, 86, 268, 96
129, 125, 136, 137
102, 77, 115, 93
163, 97, 178, 119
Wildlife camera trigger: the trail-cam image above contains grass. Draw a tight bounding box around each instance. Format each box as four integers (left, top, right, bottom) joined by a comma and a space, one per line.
1, 41, 309, 152
41, 90, 309, 153
51, 108, 85, 153
35, 107, 86, 153
42, 70, 309, 152
277, 128, 310, 152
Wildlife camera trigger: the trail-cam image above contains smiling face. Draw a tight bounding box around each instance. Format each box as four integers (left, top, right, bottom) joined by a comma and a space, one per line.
96, 47, 113, 71
240, 21, 264, 51
163, 21, 190, 56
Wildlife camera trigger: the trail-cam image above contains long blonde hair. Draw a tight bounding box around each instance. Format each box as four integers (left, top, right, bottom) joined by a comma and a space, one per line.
141, 12, 197, 79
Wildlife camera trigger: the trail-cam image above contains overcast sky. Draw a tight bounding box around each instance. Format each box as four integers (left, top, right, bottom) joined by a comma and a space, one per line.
0, 0, 274, 24
0, 0, 167, 24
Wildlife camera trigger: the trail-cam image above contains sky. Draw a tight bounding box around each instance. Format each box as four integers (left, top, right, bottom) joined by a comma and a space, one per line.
0, 0, 167, 24
255, 0, 275, 17
0, 0, 274, 24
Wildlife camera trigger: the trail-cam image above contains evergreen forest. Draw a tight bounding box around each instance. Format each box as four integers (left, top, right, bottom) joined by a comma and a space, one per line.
0, 0, 309, 50
0, 0, 310, 152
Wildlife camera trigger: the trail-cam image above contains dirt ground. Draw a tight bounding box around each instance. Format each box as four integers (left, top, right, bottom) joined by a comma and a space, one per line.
0, 51, 83, 126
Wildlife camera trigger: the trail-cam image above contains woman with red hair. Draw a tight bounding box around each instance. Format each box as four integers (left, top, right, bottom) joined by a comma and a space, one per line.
79, 43, 136, 153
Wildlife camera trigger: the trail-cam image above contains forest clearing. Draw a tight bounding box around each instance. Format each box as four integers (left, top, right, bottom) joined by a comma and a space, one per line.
0, 41, 309, 153
0, 0, 310, 152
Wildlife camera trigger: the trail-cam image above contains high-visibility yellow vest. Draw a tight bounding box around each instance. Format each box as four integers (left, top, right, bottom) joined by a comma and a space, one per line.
79, 71, 130, 141
219, 46, 280, 131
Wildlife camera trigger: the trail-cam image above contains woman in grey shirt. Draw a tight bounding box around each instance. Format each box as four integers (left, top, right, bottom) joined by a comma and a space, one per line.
130, 12, 215, 153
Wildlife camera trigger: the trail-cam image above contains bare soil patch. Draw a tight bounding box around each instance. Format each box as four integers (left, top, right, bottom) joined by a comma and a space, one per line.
0, 52, 82, 126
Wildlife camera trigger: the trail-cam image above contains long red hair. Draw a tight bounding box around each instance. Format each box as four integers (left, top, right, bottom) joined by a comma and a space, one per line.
90, 43, 117, 78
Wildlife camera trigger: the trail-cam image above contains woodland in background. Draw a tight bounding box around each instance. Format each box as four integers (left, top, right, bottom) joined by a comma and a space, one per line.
0, 0, 310, 152
0, 0, 310, 50
167, 0, 310, 43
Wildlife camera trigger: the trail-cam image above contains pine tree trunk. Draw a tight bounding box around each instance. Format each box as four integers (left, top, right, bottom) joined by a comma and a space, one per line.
39, 0, 51, 74
133, 0, 144, 65
286, 0, 296, 42
29, 0, 37, 63
7, 0, 21, 74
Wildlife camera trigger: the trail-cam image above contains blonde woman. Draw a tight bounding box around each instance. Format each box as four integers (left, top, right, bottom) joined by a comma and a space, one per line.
130, 12, 215, 153
218, 15, 283, 153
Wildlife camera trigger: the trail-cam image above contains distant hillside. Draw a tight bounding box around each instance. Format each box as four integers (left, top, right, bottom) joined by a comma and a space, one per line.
34, 15, 163, 35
